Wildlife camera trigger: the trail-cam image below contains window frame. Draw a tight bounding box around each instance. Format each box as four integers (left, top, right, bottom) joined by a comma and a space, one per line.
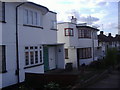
24, 46, 43, 68
64, 28, 74, 36
23, 9, 43, 28
78, 29, 91, 38
0, 2, 5, 22
78, 47, 92, 59
65, 49, 69, 59
51, 20, 57, 30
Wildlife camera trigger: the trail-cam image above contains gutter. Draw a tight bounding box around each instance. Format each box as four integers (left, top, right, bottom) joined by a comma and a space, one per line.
16, 2, 25, 84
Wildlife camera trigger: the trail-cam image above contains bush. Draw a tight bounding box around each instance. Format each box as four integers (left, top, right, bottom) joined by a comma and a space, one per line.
44, 82, 60, 90
89, 60, 105, 69
104, 48, 118, 68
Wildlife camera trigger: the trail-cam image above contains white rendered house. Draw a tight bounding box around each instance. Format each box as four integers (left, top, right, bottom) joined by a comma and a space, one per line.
0, 2, 65, 88
57, 16, 99, 68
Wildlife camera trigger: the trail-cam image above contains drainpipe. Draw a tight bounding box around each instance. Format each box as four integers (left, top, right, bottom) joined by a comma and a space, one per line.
92, 31, 95, 61
16, 2, 25, 84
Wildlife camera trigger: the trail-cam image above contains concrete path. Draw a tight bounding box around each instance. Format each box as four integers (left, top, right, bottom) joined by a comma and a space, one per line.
87, 70, 120, 88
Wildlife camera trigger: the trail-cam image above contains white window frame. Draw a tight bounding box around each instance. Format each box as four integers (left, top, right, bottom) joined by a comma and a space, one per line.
24, 45, 43, 67
23, 9, 42, 27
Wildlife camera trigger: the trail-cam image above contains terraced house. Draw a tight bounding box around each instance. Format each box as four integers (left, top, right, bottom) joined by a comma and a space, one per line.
0, 1, 65, 88
57, 16, 99, 68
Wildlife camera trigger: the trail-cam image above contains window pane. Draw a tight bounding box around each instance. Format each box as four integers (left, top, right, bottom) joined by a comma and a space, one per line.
30, 52, 34, 64
28, 11, 33, 25
25, 52, 29, 65
40, 50, 42, 62
33, 12, 37, 25
0, 45, 6, 73
65, 49, 68, 59
35, 51, 38, 63
24, 9, 28, 24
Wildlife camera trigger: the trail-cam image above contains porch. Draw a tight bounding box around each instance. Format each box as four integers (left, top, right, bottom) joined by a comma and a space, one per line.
43, 43, 65, 71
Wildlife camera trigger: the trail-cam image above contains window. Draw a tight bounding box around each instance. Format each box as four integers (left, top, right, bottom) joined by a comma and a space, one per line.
78, 48, 92, 59
0, 2, 5, 22
65, 28, 74, 36
24, 9, 41, 26
92, 31, 97, 39
65, 49, 68, 59
25, 46, 43, 66
0, 45, 6, 73
51, 20, 57, 29
78, 29, 91, 38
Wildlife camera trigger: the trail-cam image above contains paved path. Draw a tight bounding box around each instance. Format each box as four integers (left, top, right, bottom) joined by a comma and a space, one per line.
87, 70, 120, 88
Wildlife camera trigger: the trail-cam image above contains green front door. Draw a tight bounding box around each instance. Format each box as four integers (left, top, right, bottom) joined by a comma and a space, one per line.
43, 46, 49, 71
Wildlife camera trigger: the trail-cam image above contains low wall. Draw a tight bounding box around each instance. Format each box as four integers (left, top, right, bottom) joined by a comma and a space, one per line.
25, 73, 79, 88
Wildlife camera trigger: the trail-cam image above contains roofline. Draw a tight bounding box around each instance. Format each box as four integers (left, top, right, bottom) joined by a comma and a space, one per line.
49, 11, 57, 14
76, 26, 99, 31
57, 22, 76, 25
27, 2, 49, 11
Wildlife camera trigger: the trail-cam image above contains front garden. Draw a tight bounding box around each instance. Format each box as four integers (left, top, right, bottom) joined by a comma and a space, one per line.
3, 48, 120, 90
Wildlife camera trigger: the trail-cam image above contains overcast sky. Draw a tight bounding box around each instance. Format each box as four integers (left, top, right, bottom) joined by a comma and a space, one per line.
28, 0, 119, 36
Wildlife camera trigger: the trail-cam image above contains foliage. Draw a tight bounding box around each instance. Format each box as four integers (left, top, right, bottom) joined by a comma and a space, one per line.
44, 82, 60, 90
104, 48, 118, 67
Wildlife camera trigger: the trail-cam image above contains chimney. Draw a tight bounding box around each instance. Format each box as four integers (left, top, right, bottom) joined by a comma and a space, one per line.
100, 31, 104, 34
108, 33, 111, 36
71, 16, 77, 24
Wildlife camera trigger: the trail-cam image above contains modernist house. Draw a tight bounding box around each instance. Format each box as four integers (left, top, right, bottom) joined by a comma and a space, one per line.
0, 2, 65, 88
57, 16, 99, 68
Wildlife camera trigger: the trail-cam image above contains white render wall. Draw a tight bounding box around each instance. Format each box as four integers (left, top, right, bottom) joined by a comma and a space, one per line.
0, 2, 63, 88
0, 3, 19, 88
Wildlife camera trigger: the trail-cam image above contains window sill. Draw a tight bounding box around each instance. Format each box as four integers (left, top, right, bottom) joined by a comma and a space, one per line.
0, 70, 7, 73
78, 37, 91, 39
50, 28, 58, 31
65, 35, 74, 37
24, 63, 44, 69
23, 24, 43, 29
0, 21, 6, 23
80, 57, 92, 59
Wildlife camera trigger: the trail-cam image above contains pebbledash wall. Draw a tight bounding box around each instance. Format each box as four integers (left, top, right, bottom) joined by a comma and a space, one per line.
57, 19, 99, 68
0, 2, 65, 88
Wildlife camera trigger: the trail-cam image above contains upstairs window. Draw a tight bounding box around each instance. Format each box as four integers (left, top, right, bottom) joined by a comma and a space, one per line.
78, 29, 91, 38
24, 9, 41, 26
65, 28, 74, 36
51, 20, 57, 30
0, 2, 5, 22
0, 45, 6, 73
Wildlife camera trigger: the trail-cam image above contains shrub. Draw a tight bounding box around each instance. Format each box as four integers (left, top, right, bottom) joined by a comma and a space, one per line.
104, 48, 118, 68
44, 82, 60, 90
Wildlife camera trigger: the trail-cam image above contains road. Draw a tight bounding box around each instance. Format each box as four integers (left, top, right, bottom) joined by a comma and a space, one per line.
87, 70, 120, 88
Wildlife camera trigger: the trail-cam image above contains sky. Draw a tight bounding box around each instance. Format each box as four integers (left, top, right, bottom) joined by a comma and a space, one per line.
27, 0, 119, 36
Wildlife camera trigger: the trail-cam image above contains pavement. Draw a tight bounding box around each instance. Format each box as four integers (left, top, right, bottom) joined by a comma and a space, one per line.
86, 70, 120, 88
